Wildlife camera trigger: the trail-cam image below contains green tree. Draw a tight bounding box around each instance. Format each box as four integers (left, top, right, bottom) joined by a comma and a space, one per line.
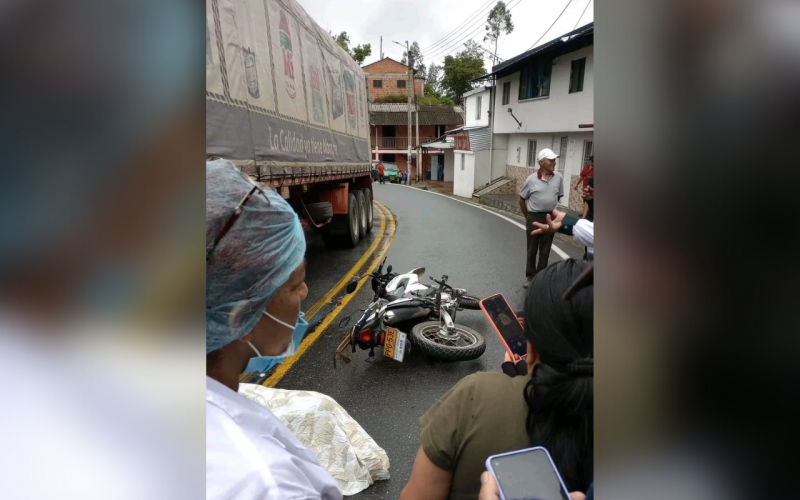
426, 63, 443, 94
331, 31, 350, 52
351, 43, 372, 64
484, 1, 514, 66
329, 31, 372, 64
441, 43, 486, 105
401, 41, 426, 75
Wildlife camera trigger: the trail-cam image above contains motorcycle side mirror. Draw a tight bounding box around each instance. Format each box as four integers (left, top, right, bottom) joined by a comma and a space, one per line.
386, 265, 393, 274
410, 267, 426, 276
346, 280, 358, 294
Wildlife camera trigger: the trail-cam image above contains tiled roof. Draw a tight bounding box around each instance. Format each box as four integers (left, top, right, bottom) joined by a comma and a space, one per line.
369, 104, 465, 126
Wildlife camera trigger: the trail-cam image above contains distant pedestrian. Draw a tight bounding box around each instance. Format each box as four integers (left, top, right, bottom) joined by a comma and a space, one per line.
519, 148, 564, 288
377, 162, 385, 184
573, 156, 593, 191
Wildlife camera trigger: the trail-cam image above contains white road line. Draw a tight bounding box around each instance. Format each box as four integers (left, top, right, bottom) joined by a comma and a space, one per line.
384, 183, 570, 260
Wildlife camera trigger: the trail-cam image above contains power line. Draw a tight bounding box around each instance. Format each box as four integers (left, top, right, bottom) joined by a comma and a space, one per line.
526, 0, 574, 51
424, 0, 524, 62
422, 0, 501, 59
422, 0, 496, 52
573, 0, 592, 30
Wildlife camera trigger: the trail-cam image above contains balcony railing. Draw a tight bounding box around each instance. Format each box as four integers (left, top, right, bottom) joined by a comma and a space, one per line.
373, 137, 437, 150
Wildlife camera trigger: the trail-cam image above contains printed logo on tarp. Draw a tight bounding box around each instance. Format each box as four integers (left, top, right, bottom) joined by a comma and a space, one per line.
310, 64, 325, 123
243, 47, 259, 98
279, 10, 296, 99
330, 66, 344, 120
268, 127, 339, 157
343, 70, 356, 129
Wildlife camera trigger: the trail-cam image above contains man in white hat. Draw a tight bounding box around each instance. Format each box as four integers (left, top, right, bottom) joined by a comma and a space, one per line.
518, 148, 565, 288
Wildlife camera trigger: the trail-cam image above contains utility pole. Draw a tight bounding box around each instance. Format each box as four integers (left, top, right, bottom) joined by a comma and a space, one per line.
380, 36, 383, 59
393, 40, 412, 182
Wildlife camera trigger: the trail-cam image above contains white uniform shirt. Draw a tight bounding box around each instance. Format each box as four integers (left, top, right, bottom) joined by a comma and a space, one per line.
207, 377, 342, 500
573, 219, 594, 256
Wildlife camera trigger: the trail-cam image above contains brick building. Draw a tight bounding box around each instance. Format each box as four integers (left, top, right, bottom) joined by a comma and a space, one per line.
369, 103, 464, 180
362, 58, 425, 101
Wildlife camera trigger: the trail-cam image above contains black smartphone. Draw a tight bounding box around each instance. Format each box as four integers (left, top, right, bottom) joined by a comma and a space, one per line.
479, 294, 527, 358
486, 447, 571, 500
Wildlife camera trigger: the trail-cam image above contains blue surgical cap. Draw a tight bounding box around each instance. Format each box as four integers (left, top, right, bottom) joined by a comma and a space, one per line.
206, 160, 305, 353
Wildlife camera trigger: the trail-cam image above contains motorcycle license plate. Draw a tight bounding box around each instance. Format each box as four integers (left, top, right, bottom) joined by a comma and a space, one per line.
383, 327, 407, 362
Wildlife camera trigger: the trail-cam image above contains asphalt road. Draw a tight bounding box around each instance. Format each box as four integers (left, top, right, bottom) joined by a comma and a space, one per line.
276, 184, 582, 500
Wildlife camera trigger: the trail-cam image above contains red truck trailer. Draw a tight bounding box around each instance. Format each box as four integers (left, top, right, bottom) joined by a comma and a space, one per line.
206, 0, 373, 247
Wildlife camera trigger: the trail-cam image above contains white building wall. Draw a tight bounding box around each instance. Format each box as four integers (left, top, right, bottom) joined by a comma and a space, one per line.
444, 150, 455, 182
491, 134, 508, 181
473, 150, 491, 188
493, 45, 593, 135
464, 88, 491, 128
453, 152, 476, 198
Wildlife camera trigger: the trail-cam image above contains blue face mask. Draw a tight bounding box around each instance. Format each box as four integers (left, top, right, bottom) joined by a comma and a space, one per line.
244, 311, 309, 374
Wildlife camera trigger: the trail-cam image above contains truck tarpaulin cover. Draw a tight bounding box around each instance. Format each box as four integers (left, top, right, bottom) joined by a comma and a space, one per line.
206, 0, 370, 165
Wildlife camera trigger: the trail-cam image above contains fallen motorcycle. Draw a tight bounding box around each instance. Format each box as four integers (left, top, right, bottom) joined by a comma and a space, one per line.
334, 258, 486, 366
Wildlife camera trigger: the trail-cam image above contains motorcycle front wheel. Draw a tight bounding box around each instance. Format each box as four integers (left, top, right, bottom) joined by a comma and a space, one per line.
410, 321, 486, 361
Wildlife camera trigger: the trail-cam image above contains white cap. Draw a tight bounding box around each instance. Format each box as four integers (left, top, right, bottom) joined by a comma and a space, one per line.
537, 148, 559, 161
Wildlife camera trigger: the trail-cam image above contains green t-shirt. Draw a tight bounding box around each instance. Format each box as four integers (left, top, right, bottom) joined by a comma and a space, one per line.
420, 373, 532, 500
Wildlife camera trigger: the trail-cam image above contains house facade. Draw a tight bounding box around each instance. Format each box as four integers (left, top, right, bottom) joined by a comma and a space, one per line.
370, 103, 464, 180
479, 23, 593, 211
452, 86, 509, 198
362, 58, 425, 101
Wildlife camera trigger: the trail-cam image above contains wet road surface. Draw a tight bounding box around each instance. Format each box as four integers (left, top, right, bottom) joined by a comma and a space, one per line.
275, 183, 582, 499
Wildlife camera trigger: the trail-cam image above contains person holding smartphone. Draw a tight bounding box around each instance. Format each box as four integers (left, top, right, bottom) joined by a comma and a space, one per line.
399, 259, 593, 500
478, 472, 591, 500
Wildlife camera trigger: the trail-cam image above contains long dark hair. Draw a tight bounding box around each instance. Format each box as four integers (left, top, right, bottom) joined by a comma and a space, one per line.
523, 259, 593, 492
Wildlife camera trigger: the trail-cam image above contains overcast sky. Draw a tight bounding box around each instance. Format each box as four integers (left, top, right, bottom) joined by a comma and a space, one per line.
299, 0, 593, 71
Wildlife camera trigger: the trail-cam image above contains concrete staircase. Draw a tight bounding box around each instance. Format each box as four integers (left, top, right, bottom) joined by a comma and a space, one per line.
480, 193, 524, 216
471, 177, 514, 202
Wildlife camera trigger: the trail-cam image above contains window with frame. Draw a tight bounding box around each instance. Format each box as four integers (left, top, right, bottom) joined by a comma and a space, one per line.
476, 96, 482, 119
435, 125, 446, 137
502, 81, 511, 105
569, 58, 586, 94
397, 79, 406, 88
582, 140, 593, 167
373, 80, 383, 88
461, 154, 465, 171
526, 139, 538, 167
519, 55, 552, 100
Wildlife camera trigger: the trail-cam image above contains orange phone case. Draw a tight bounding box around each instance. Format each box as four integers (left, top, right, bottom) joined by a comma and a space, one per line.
479, 293, 526, 361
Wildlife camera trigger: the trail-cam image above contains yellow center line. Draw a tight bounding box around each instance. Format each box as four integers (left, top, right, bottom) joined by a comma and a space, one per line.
264, 203, 397, 387
305, 202, 387, 320
239, 202, 388, 384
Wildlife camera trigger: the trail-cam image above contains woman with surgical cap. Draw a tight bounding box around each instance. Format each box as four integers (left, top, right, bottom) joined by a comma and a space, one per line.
205, 160, 342, 500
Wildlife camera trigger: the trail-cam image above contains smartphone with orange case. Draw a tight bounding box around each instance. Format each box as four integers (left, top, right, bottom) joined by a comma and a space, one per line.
479, 294, 527, 360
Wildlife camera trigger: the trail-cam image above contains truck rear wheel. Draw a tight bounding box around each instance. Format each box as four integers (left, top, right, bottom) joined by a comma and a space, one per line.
361, 189, 373, 234
321, 191, 361, 249
345, 192, 361, 247
354, 190, 368, 239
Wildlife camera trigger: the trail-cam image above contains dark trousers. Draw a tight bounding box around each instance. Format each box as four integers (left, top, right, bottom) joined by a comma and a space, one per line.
378, 174, 384, 184
526, 212, 555, 278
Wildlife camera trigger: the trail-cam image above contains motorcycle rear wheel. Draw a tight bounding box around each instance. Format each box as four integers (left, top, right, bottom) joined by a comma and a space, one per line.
410, 321, 486, 361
